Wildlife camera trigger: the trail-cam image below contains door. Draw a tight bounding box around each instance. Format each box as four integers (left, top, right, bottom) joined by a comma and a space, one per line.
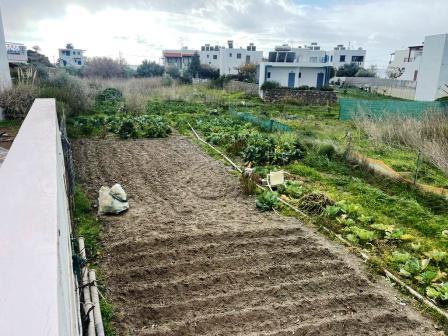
288, 72, 295, 88
316, 73, 324, 88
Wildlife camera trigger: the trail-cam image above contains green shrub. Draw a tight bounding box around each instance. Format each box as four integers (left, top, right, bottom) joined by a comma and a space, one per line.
318, 143, 336, 159
95, 88, 124, 114
0, 84, 38, 120
298, 85, 309, 90
256, 191, 279, 211
260, 81, 280, 90
319, 86, 334, 91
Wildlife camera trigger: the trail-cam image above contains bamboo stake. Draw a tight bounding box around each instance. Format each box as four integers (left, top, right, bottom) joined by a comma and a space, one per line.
79, 237, 95, 336
89, 270, 105, 336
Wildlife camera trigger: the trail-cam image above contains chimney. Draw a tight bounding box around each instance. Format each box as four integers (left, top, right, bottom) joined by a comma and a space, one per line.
228, 40, 233, 49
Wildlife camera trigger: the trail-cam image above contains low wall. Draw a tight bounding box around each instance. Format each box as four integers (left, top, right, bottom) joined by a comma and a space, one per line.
262, 88, 337, 105
0, 99, 81, 335
225, 80, 259, 96
335, 77, 417, 100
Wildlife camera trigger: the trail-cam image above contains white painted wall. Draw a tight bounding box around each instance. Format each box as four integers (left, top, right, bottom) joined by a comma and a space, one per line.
329, 49, 366, 68
259, 62, 327, 88
0, 8, 11, 92
0, 99, 81, 335
200, 48, 263, 75
415, 34, 448, 101
59, 48, 85, 68
386, 49, 422, 81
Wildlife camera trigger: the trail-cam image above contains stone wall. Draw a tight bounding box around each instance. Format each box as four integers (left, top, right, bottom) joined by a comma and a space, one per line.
225, 80, 259, 96
262, 88, 337, 105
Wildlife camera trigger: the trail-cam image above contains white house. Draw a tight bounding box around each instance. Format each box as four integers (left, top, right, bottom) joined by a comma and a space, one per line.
258, 44, 332, 89
0, 8, 11, 92
5, 42, 28, 64
162, 47, 197, 73
58, 47, 85, 68
200, 40, 263, 75
386, 45, 423, 81
328, 44, 366, 68
415, 34, 448, 101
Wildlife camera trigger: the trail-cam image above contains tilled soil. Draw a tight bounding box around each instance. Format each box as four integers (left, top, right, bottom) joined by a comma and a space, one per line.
73, 136, 440, 336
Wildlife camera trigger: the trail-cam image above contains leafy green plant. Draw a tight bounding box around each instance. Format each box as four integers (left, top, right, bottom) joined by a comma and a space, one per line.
344, 226, 375, 243
324, 205, 344, 219
256, 191, 279, 211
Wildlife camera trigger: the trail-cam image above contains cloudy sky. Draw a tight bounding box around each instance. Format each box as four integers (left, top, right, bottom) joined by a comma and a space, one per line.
1, 0, 448, 69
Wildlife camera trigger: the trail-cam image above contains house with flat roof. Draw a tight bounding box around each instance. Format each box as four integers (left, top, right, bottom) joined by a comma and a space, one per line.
258, 44, 332, 90
199, 40, 263, 75
328, 44, 366, 68
386, 45, 423, 81
58, 47, 85, 68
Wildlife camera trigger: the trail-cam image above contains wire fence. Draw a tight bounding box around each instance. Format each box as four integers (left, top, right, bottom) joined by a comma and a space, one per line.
339, 98, 448, 121
230, 109, 291, 133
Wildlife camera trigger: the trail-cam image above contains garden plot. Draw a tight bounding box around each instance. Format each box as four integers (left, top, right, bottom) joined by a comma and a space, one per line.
73, 136, 439, 336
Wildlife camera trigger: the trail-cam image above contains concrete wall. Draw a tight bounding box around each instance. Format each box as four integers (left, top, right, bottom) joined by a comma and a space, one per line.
336, 77, 417, 100
415, 34, 448, 101
200, 48, 263, 75
329, 49, 366, 68
0, 9, 11, 92
0, 99, 81, 335
224, 80, 258, 96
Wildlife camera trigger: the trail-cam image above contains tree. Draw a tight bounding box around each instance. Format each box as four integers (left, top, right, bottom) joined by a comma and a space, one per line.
236, 63, 256, 82
32, 45, 41, 53
336, 63, 360, 77
387, 66, 405, 79
136, 60, 164, 77
82, 57, 125, 78
188, 52, 201, 78
198, 64, 219, 79
355, 66, 376, 77
166, 65, 180, 79
66, 43, 74, 49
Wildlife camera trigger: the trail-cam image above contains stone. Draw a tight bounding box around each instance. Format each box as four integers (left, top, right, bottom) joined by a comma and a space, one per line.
110, 183, 128, 202
98, 185, 129, 215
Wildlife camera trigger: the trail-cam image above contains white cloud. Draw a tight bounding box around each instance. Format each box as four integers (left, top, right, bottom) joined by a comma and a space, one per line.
1, 0, 448, 68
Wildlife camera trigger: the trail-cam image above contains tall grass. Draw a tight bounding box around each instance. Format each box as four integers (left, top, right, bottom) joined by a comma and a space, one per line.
354, 111, 448, 174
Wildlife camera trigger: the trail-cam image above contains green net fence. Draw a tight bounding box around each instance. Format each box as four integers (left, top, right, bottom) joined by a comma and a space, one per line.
339, 98, 448, 121
230, 110, 291, 133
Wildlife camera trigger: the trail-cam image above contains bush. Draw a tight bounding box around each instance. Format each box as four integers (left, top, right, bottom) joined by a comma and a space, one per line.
298, 85, 309, 90
260, 81, 280, 90
94, 88, 125, 114
82, 57, 127, 78
319, 86, 334, 91
40, 72, 93, 116
136, 60, 164, 78
0, 84, 38, 120
318, 143, 337, 159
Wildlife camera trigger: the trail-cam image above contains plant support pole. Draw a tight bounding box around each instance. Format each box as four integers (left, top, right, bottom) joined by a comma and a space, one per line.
89, 269, 105, 336
413, 149, 422, 185
79, 237, 95, 336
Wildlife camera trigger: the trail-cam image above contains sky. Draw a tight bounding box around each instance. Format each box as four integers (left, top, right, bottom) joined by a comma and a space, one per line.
1, 0, 448, 69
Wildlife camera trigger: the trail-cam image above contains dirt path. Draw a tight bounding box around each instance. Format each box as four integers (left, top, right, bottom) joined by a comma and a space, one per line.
73, 136, 440, 336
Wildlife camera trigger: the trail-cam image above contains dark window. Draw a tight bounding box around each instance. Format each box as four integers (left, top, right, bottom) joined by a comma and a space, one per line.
207, 54, 209, 58
330, 55, 333, 62
268, 52, 277, 62
246, 55, 250, 63
298, 72, 301, 78
78, 61, 82, 65
62, 60, 67, 66
351, 55, 364, 62
286, 52, 296, 63
277, 52, 286, 62
213, 55, 217, 60
237, 53, 241, 59
267, 72, 271, 78
339, 55, 346, 62
229, 53, 232, 57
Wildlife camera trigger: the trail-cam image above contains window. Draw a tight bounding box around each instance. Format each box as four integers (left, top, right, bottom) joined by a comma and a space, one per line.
351, 55, 364, 62
277, 52, 286, 62
268, 52, 277, 62
267, 72, 271, 79
213, 55, 217, 60
298, 72, 301, 78
285, 52, 296, 63
207, 54, 209, 58
339, 55, 346, 62
78, 61, 82, 65
330, 55, 333, 62
246, 55, 250, 63
229, 53, 232, 57
237, 53, 241, 59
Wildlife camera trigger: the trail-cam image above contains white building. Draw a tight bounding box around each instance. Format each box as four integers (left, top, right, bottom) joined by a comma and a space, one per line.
258, 44, 332, 89
5, 42, 28, 64
0, 8, 11, 92
162, 47, 197, 72
415, 34, 448, 101
328, 44, 366, 68
200, 40, 263, 75
58, 47, 85, 68
386, 45, 423, 81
